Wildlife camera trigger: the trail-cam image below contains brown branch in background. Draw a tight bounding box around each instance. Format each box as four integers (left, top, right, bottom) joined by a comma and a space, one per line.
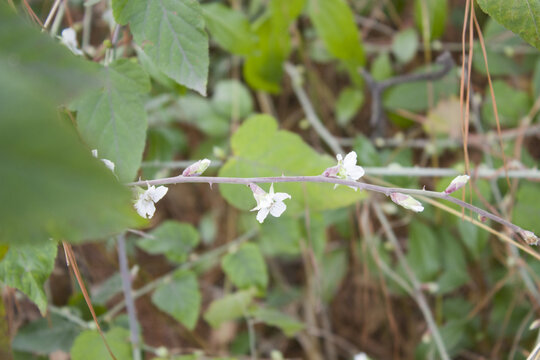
21, 0, 43, 26
62, 242, 118, 360
360, 52, 455, 137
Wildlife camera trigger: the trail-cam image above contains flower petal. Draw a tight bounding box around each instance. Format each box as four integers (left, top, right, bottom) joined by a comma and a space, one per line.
273, 192, 291, 202
134, 199, 155, 219
270, 201, 287, 217
149, 186, 168, 202
343, 151, 358, 168
256, 207, 270, 223
346, 165, 365, 180
101, 159, 115, 172
269, 183, 275, 196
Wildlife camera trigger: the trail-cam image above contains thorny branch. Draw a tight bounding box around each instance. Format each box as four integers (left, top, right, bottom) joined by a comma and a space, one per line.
128, 175, 538, 254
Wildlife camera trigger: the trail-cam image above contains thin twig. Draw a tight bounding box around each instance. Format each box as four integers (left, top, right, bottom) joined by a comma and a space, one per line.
284, 63, 344, 155
42, 0, 62, 30
117, 234, 142, 360
127, 175, 538, 244
141, 161, 540, 180
62, 243, 117, 360
372, 203, 450, 360
337, 123, 540, 149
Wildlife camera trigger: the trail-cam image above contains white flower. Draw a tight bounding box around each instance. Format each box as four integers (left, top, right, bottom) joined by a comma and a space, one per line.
60, 28, 83, 56
91, 149, 115, 173
520, 230, 539, 246
444, 175, 470, 194
134, 184, 168, 219
353, 353, 369, 360
322, 151, 365, 191
182, 159, 211, 177
390, 193, 424, 212
249, 183, 291, 223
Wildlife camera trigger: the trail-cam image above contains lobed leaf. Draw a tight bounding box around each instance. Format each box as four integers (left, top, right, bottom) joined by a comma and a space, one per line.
113, 0, 209, 95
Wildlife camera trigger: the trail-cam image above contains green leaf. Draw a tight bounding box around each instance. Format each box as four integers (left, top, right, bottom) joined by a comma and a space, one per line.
0, 5, 141, 244
371, 52, 393, 81
219, 115, 365, 214
143, 126, 187, 179
252, 307, 304, 337
177, 95, 230, 137
12, 313, 81, 354
437, 230, 469, 294
137, 221, 200, 263
321, 249, 348, 303
204, 290, 254, 328
152, 270, 201, 330
0, 241, 57, 314
391, 28, 418, 64
457, 220, 488, 260
534, 58, 540, 99
414, 0, 447, 41
514, 183, 540, 235
202, 3, 256, 55
113, 0, 209, 95
222, 243, 268, 291
406, 222, 441, 281
259, 217, 302, 256
472, 19, 538, 76
353, 134, 381, 167
212, 80, 254, 120
383, 64, 458, 112
481, 80, 531, 127
71, 59, 150, 182
308, 0, 365, 65
91, 273, 122, 305
476, 0, 540, 50
243, 0, 305, 92
335, 87, 364, 127
70, 327, 131, 360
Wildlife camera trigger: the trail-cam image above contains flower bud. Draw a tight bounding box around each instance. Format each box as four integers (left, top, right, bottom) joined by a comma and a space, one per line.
390, 193, 424, 212
444, 175, 470, 194
322, 165, 339, 177
520, 230, 539, 246
182, 159, 211, 177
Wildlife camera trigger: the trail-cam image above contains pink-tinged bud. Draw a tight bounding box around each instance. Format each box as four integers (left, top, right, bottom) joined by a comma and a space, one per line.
248, 183, 265, 196
519, 230, 539, 246
478, 215, 487, 222
444, 175, 470, 194
182, 159, 211, 177
390, 193, 424, 212
322, 165, 339, 177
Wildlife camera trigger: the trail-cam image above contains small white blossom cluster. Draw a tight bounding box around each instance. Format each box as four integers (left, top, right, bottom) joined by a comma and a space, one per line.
249, 183, 291, 223
133, 184, 168, 219
322, 151, 365, 190
60, 28, 83, 56
132, 159, 212, 219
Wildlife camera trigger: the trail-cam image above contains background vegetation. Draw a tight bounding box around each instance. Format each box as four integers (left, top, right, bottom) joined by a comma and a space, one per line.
1, 0, 540, 359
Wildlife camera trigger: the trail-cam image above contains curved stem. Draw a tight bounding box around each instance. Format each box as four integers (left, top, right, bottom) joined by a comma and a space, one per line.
129, 175, 535, 243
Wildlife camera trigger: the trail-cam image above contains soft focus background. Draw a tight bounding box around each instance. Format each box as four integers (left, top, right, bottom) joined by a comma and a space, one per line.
2, 0, 540, 359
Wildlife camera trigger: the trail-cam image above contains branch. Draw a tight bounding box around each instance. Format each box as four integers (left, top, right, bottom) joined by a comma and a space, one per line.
117, 234, 142, 360
372, 203, 450, 360
128, 175, 538, 255
360, 51, 455, 135
284, 63, 345, 155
